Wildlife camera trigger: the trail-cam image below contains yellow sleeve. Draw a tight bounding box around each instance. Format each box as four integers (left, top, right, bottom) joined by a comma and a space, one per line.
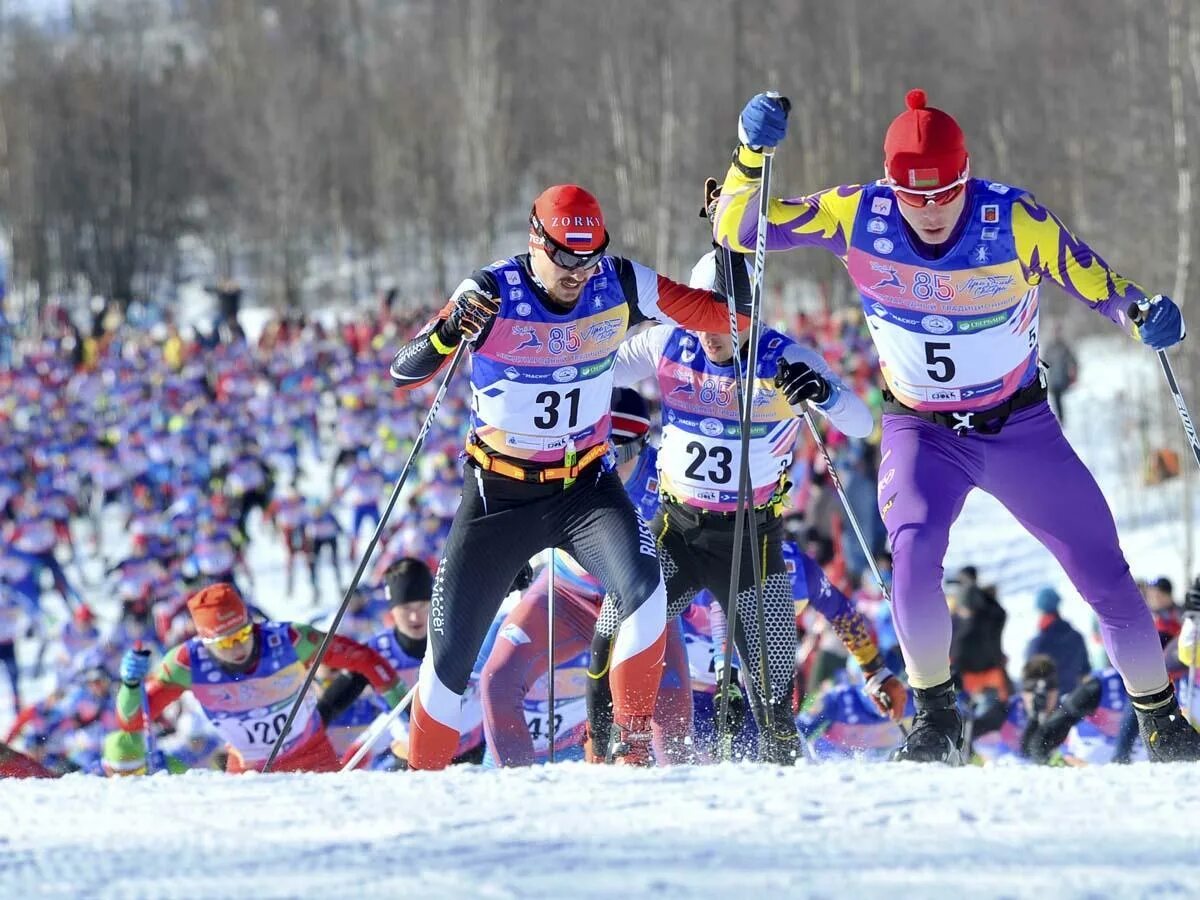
1012, 195, 1148, 333
713, 145, 863, 261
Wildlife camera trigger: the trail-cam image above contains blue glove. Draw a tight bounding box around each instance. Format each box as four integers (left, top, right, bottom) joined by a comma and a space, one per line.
120, 648, 152, 686
1134, 295, 1186, 350
738, 92, 790, 149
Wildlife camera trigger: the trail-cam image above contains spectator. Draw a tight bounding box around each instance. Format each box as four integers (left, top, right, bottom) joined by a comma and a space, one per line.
1041, 324, 1078, 425
1145, 576, 1182, 645
948, 566, 1009, 699
1025, 587, 1090, 694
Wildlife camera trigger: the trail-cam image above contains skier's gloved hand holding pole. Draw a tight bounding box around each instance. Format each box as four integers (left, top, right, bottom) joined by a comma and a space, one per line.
864, 661, 908, 723
436, 290, 500, 347
1131, 295, 1185, 351
775, 358, 833, 409
739, 92, 791, 150
119, 648, 152, 686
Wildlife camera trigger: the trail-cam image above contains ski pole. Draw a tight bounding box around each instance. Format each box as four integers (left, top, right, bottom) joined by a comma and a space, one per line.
720, 242, 773, 748
546, 549, 557, 763
1131, 299, 1200, 473
1186, 612, 1199, 719
264, 342, 469, 772
800, 408, 891, 602
1130, 298, 1200, 716
339, 688, 416, 772
717, 137, 777, 752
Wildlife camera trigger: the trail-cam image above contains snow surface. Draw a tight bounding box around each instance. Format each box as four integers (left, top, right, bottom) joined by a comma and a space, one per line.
5, 762, 1200, 899
5, 334, 1200, 899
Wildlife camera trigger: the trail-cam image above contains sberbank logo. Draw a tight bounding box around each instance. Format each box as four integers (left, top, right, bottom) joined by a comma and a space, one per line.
957, 312, 1008, 333
578, 358, 614, 378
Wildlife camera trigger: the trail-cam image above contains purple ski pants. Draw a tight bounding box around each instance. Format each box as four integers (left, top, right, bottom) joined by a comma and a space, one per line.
878, 400, 1167, 696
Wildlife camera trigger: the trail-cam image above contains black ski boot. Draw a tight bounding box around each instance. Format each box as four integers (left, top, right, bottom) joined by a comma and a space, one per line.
891, 679, 964, 764
1133, 685, 1200, 762
757, 697, 802, 765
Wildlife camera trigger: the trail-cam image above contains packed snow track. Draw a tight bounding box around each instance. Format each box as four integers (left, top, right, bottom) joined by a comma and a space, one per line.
4, 762, 1198, 899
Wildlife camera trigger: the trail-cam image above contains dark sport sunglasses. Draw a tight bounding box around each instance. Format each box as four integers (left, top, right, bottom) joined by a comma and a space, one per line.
529, 210, 610, 271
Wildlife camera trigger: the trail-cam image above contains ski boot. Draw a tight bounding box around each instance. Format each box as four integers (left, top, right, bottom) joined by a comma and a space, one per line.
608, 714, 653, 766
1133, 685, 1200, 762
891, 679, 964, 765
757, 698, 802, 766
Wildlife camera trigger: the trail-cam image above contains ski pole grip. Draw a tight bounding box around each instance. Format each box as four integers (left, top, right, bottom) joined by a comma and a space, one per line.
1129, 298, 1152, 325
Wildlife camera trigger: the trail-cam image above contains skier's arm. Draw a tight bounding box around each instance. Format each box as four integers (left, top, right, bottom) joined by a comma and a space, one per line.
388, 272, 501, 389
713, 144, 863, 259
613, 325, 673, 388
1011, 196, 1149, 335
795, 554, 880, 671
779, 343, 874, 439
316, 671, 370, 724
116, 645, 192, 732
290, 624, 404, 704
611, 257, 750, 332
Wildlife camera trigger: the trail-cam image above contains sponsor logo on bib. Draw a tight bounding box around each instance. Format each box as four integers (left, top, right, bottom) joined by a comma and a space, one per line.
552, 366, 578, 383
699, 418, 724, 437
867, 217, 888, 234
921, 315, 953, 335
873, 238, 894, 255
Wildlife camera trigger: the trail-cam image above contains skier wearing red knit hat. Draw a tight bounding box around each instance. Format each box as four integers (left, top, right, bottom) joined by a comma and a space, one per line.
713, 90, 1198, 763
114, 583, 407, 773
390, 184, 753, 768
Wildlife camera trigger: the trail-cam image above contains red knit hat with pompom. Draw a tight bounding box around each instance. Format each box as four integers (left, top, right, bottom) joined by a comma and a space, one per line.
883, 89, 968, 189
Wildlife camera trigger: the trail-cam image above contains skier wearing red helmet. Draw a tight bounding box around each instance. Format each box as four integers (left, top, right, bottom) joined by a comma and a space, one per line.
390, 183, 752, 769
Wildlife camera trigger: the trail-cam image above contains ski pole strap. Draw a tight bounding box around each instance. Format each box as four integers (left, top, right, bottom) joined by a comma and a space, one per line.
881, 379, 1046, 436
465, 438, 607, 484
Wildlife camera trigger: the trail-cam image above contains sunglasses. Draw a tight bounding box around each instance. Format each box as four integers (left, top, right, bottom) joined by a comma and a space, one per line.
888, 165, 970, 208
202, 621, 253, 650
529, 211, 609, 271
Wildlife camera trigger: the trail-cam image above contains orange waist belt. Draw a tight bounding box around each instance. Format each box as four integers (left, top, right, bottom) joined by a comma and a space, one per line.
466, 439, 609, 483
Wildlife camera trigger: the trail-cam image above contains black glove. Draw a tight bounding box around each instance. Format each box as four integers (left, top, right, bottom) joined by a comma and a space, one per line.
438, 289, 499, 344
775, 358, 832, 407
700, 177, 721, 220
1184, 577, 1200, 615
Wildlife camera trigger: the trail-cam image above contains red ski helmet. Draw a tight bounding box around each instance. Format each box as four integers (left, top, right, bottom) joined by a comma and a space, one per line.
529, 185, 610, 269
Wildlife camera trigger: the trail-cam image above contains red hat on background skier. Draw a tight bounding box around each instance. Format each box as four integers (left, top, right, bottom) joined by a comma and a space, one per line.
187, 583, 249, 639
